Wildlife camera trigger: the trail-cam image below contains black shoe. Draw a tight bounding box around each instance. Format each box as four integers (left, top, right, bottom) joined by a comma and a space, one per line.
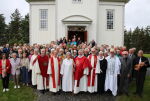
40, 90, 45, 94
138, 94, 143, 98
125, 93, 129, 97
118, 92, 123, 96
52, 93, 57, 95
133, 92, 137, 95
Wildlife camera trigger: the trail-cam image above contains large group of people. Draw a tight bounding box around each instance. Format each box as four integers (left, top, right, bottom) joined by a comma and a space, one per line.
0, 37, 149, 98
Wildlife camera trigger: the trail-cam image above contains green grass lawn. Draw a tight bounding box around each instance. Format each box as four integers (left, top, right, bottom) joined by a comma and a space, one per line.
0, 77, 150, 101
116, 76, 150, 101
0, 80, 37, 101
144, 54, 150, 58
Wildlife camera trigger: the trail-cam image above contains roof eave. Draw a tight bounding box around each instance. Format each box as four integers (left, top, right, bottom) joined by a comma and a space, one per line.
26, 0, 130, 3
26, 0, 54, 2
99, 0, 130, 3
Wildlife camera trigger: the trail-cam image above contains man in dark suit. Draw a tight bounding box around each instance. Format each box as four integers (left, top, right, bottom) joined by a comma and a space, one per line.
128, 48, 136, 80
133, 50, 150, 97
119, 51, 132, 96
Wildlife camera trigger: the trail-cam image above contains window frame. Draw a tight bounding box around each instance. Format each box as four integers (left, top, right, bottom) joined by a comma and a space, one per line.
106, 9, 115, 31
72, 0, 83, 4
39, 9, 48, 31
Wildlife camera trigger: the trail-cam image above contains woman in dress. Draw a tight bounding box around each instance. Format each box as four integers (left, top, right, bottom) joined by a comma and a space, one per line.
20, 52, 30, 86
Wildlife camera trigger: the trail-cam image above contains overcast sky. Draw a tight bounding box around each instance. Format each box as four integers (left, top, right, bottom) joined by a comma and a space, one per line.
0, 0, 150, 30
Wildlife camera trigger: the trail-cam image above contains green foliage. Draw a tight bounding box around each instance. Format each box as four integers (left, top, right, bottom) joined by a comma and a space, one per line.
116, 76, 150, 101
124, 26, 150, 53
144, 54, 150, 58
0, 9, 29, 45
0, 80, 37, 101
0, 14, 7, 45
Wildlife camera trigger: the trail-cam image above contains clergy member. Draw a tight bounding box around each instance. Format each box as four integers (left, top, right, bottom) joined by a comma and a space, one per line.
36, 49, 49, 93
87, 48, 101, 93
105, 49, 121, 96
29, 48, 39, 87
97, 51, 107, 94
74, 49, 91, 94
47, 50, 61, 93
133, 50, 150, 97
60, 52, 74, 92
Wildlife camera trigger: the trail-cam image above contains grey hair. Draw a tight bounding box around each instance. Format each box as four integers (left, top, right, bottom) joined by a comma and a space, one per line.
66, 52, 71, 56
34, 48, 39, 52
11, 53, 17, 57
78, 49, 84, 53
99, 51, 104, 55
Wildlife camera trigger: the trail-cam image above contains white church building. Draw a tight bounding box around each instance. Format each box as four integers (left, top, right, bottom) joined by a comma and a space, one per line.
27, 0, 129, 46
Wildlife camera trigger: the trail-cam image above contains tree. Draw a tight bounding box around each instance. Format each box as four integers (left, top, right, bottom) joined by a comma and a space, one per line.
20, 14, 29, 43
7, 9, 22, 45
0, 14, 7, 45
124, 26, 150, 53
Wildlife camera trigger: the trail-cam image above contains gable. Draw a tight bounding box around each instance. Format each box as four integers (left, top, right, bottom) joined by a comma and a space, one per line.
62, 15, 92, 24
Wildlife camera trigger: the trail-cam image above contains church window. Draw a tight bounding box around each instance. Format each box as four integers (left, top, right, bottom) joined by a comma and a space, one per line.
40, 9, 48, 30
72, 0, 82, 3
107, 9, 114, 30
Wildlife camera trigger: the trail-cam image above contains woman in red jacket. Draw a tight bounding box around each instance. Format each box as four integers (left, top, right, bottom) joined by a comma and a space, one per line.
0, 53, 11, 92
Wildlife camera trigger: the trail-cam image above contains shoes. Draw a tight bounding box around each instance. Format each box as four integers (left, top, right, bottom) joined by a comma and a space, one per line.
125, 93, 130, 97
138, 94, 143, 98
3, 89, 6, 92
117, 92, 123, 96
18, 85, 20, 89
40, 90, 45, 94
133, 92, 137, 95
14, 85, 17, 89
6, 89, 9, 91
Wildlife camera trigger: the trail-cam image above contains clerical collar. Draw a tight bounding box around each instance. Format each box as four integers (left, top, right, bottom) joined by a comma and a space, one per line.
78, 55, 84, 58
99, 56, 104, 60
92, 54, 96, 56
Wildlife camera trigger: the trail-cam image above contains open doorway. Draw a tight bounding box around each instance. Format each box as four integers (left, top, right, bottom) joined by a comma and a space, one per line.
67, 26, 87, 42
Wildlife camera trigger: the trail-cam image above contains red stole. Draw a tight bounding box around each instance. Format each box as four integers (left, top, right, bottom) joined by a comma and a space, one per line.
32, 55, 38, 66
88, 55, 97, 86
50, 57, 61, 88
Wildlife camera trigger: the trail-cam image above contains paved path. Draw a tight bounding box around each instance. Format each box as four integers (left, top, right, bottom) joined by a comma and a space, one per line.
36, 91, 116, 101
35, 58, 150, 101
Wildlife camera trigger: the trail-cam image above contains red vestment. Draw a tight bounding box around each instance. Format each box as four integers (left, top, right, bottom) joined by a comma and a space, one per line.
74, 56, 92, 86
38, 55, 49, 77
50, 57, 61, 88
38, 55, 49, 87
87, 55, 97, 86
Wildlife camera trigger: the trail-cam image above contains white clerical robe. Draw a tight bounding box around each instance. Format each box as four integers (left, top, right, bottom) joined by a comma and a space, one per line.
29, 55, 38, 86
88, 55, 101, 93
74, 68, 89, 94
60, 58, 74, 92
105, 56, 121, 96
47, 57, 60, 92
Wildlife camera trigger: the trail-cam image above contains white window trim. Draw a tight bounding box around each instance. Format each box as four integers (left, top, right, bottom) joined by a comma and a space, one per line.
106, 9, 115, 31
39, 9, 48, 31
72, 0, 83, 4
